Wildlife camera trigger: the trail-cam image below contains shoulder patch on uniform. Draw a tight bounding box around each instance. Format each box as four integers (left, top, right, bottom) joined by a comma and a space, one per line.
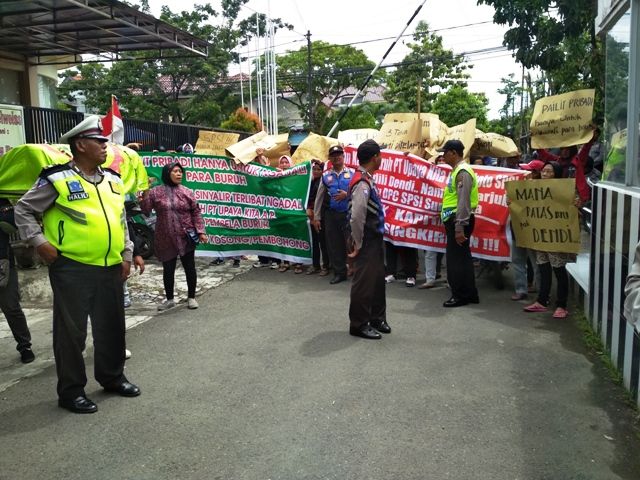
103, 167, 121, 178
39, 162, 72, 179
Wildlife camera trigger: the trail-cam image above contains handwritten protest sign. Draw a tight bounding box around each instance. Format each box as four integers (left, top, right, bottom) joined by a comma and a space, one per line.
472, 130, 519, 158
338, 128, 379, 146
432, 119, 476, 159
141, 152, 312, 263
383, 112, 442, 147
291, 132, 339, 164
530, 89, 595, 149
225, 131, 275, 164
343, 145, 527, 260
376, 119, 424, 156
195, 131, 239, 156
506, 178, 581, 254
0, 104, 26, 156
264, 133, 291, 166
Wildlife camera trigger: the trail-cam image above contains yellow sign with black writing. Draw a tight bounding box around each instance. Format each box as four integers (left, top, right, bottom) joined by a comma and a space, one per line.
383, 112, 442, 147
195, 130, 240, 156
291, 132, 339, 164
530, 89, 595, 149
506, 178, 581, 254
472, 130, 519, 158
376, 119, 423, 156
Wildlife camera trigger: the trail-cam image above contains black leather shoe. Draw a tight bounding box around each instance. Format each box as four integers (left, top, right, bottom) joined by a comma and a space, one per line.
372, 320, 391, 334
443, 297, 469, 308
59, 396, 98, 414
330, 275, 347, 285
19, 348, 35, 364
104, 381, 141, 397
349, 325, 382, 340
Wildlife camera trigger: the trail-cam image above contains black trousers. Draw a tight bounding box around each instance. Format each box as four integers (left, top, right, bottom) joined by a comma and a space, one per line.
0, 265, 31, 352
349, 232, 386, 330
324, 209, 348, 277
444, 215, 479, 302
311, 225, 330, 270
163, 250, 197, 299
385, 242, 418, 277
537, 262, 569, 309
49, 256, 126, 399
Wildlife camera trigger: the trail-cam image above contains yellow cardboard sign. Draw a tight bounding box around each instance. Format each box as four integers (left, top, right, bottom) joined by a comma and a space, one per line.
375, 119, 424, 156
431, 119, 476, 159
264, 133, 292, 166
291, 132, 339, 164
225, 131, 275, 165
195, 130, 240, 156
383, 112, 442, 148
530, 89, 595, 149
472, 130, 519, 158
337, 128, 379, 146
506, 178, 581, 254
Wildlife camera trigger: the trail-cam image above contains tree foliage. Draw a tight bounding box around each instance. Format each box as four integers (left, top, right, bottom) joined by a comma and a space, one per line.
384, 21, 471, 113
273, 41, 378, 132
431, 86, 489, 131
220, 107, 263, 132
478, 0, 604, 120
57, 1, 290, 127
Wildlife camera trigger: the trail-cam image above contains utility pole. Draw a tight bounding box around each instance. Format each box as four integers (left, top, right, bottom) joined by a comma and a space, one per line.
306, 30, 312, 129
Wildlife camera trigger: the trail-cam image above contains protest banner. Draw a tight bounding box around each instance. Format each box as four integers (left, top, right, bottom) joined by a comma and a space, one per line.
291, 132, 339, 164
383, 112, 442, 148
506, 178, 581, 254
376, 118, 424, 156
337, 128, 379, 146
0, 104, 26, 156
472, 130, 519, 158
530, 89, 595, 149
140, 152, 312, 263
343, 145, 527, 260
225, 131, 275, 164
195, 130, 240, 156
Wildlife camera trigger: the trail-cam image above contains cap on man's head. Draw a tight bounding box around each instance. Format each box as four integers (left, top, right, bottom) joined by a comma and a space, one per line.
436, 139, 464, 156
357, 139, 381, 163
519, 159, 545, 171
328, 145, 344, 156
59, 115, 109, 144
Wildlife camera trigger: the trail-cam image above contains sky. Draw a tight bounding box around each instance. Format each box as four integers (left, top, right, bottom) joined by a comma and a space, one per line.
145, 0, 521, 119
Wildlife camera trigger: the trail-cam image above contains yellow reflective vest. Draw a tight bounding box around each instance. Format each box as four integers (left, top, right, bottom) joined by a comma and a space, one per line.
41, 164, 126, 266
441, 162, 479, 222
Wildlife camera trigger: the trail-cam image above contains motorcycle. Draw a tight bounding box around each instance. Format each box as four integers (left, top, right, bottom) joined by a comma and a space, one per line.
125, 199, 155, 260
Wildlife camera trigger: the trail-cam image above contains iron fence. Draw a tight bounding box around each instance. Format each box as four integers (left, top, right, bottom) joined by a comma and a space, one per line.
23, 106, 249, 149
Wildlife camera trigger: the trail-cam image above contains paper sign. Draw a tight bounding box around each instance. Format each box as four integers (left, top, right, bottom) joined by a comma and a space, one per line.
291, 132, 339, 164
225, 131, 275, 165
0, 104, 26, 156
530, 89, 595, 149
338, 128, 379, 146
432, 119, 476, 159
383, 113, 442, 147
506, 178, 581, 253
376, 119, 424, 156
472, 130, 519, 158
195, 131, 240, 156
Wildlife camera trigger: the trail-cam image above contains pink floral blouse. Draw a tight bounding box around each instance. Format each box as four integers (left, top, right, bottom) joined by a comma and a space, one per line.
140, 184, 205, 262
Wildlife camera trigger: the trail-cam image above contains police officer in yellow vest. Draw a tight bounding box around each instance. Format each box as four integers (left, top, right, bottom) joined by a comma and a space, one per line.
438, 140, 480, 307
15, 115, 140, 414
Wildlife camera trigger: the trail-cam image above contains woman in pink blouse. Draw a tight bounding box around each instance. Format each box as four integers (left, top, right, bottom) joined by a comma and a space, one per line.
140, 162, 206, 310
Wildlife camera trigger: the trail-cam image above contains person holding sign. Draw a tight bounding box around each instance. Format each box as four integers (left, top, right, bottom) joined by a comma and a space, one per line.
347, 140, 388, 340
523, 161, 576, 319
439, 140, 480, 308
313, 145, 354, 285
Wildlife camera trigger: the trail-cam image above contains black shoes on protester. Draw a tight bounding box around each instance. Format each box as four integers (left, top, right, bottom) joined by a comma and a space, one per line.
19, 348, 35, 364
104, 381, 141, 397
443, 297, 480, 308
350, 325, 382, 340
329, 275, 347, 285
59, 396, 98, 414
372, 320, 391, 334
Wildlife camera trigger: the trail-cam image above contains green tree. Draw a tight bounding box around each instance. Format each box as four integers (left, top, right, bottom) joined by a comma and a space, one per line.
58, 1, 290, 126
477, 0, 604, 120
431, 85, 489, 131
220, 107, 263, 132
321, 104, 378, 134
273, 41, 378, 132
384, 21, 471, 113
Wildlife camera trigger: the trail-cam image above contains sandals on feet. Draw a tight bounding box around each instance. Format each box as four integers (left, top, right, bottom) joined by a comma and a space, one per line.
294, 265, 304, 274
278, 264, 290, 272
553, 307, 569, 319
524, 302, 548, 313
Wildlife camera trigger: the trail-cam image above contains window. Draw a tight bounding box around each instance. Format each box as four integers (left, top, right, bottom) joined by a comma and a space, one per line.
38, 75, 57, 108
602, 10, 630, 183
0, 68, 22, 105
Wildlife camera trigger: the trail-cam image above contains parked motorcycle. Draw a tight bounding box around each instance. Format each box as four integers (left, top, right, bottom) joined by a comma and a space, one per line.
126, 200, 155, 260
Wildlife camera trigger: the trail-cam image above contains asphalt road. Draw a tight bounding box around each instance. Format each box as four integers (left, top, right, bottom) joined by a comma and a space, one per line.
0, 266, 639, 480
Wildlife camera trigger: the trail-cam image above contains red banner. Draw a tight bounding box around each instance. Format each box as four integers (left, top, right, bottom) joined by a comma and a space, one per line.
343, 146, 527, 261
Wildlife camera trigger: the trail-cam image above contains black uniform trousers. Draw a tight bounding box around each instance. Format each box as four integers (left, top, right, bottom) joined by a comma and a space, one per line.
0, 264, 31, 352
311, 224, 330, 270
349, 231, 386, 330
324, 209, 348, 277
49, 256, 126, 399
444, 215, 479, 302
